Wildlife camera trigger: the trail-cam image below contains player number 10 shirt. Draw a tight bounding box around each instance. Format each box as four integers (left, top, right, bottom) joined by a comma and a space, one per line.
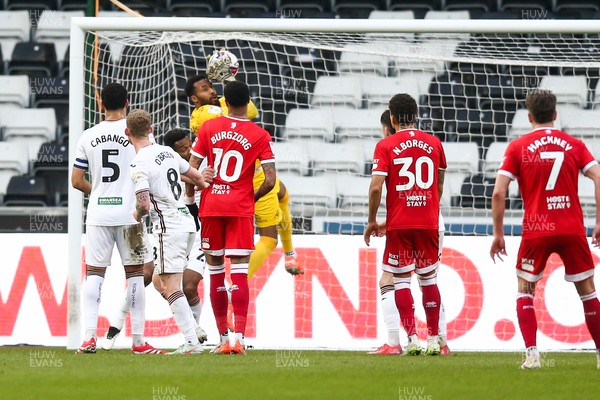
372, 128, 447, 230
191, 115, 275, 218
499, 127, 597, 238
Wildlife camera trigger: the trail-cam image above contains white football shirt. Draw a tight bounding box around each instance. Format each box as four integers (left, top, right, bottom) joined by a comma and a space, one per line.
130, 143, 196, 233
74, 119, 138, 226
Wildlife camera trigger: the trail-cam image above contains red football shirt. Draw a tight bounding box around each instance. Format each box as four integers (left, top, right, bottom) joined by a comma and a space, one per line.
499, 127, 597, 238
191, 115, 275, 218
372, 128, 447, 230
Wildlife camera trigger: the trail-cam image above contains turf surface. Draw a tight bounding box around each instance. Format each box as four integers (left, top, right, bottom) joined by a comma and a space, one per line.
1, 347, 598, 399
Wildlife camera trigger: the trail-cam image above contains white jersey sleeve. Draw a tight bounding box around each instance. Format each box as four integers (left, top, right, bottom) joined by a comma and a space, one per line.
131, 144, 196, 233
75, 119, 138, 226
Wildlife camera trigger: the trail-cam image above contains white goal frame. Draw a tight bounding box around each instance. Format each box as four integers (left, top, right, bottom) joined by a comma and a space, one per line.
67, 17, 600, 349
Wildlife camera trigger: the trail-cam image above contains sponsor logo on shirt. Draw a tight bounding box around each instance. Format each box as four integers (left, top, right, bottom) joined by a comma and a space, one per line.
98, 197, 123, 205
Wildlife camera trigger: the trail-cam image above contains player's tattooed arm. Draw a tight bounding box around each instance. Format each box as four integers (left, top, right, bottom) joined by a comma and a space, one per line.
255, 161, 276, 202
438, 169, 446, 201
71, 167, 92, 195
134, 190, 151, 222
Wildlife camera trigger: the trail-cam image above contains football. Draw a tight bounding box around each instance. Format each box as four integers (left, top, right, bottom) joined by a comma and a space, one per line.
208, 48, 239, 76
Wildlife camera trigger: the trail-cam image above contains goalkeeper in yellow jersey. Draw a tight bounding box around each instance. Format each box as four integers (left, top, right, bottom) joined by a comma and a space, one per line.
185, 63, 303, 280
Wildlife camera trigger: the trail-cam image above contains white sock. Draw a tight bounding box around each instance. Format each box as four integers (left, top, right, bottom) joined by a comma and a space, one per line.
381, 290, 400, 346
234, 332, 244, 345
168, 291, 199, 345
408, 334, 419, 344
111, 295, 129, 332
438, 301, 447, 347
285, 250, 296, 258
526, 346, 539, 357
84, 274, 104, 340
189, 299, 202, 324
127, 275, 145, 346
220, 332, 229, 345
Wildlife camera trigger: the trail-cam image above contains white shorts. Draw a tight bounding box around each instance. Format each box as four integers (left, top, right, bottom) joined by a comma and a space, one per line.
85, 223, 153, 267
152, 232, 195, 275
186, 233, 206, 276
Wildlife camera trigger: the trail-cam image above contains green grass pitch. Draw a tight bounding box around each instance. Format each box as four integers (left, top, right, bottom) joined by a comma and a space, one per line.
1, 347, 598, 399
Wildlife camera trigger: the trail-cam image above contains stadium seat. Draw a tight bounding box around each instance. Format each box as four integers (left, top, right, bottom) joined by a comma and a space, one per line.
579, 174, 596, 211
539, 76, 588, 108
397, 71, 436, 94
558, 106, 600, 137
337, 48, 389, 76
32, 141, 68, 175
333, 108, 383, 141
457, 173, 495, 209
367, 10, 415, 41
169, 0, 220, 13
0, 141, 29, 196
34, 11, 83, 64
311, 76, 362, 108
3, 175, 50, 207
362, 76, 420, 109
8, 42, 57, 77
498, 0, 553, 12
6, 0, 58, 10
333, 0, 385, 18
584, 138, 600, 159
0, 107, 57, 159
283, 108, 335, 142
0, 75, 30, 107
336, 175, 372, 213
307, 142, 365, 176
444, 0, 496, 11
223, 0, 274, 14
388, 0, 442, 13
283, 175, 338, 216
554, 0, 600, 12
271, 141, 310, 176
508, 108, 563, 138
427, 72, 468, 108
32, 76, 69, 107
483, 141, 508, 176
441, 142, 479, 206
277, 1, 328, 13
423, 10, 471, 42
0, 10, 30, 63
391, 41, 457, 75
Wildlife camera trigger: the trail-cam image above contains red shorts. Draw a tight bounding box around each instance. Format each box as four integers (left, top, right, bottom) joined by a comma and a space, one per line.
382, 229, 439, 275
200, 216, 254, 257
516, 234, 595, 282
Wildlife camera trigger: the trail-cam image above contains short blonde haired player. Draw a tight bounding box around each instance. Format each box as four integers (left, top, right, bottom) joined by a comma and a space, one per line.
367, 110, 450, 356
186, 73, 303, 278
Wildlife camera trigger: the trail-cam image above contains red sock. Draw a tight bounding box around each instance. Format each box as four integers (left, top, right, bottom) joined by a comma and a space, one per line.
517, 294, 537, 348
395, 288, 416, 337
210, 272, 229, 334
230, 273, 249, 336
421, 284, 441, 336
582, 295, 600, 349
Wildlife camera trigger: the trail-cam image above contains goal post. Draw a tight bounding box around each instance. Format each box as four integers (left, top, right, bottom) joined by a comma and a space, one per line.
68, 17, 600, 350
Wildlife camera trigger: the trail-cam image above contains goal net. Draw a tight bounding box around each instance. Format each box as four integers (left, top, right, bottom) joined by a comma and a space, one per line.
68, 18, 600, 350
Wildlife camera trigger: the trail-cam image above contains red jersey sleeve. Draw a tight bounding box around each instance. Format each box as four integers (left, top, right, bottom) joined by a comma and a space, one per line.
190, 123, 208, 160
257, 133, 275, 164
577, 140, 597, 173
498, 141, 520, 180
372, 141, 389, 176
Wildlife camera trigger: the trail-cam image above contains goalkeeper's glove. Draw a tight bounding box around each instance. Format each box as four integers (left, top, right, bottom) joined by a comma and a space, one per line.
207, 49, 236, 84
184, 195, 200, 231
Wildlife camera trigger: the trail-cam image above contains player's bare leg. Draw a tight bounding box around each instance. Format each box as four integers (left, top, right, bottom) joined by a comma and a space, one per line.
155, 272, 201, 355
102, 260, 154, 350
516, 277, 540, 368
247, 225, 277, 280
183, 268, 207, 343
368, 271, 402, 355
278, 182, 303, 275
573, 277, 600, 369
78, 265, 105, 353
